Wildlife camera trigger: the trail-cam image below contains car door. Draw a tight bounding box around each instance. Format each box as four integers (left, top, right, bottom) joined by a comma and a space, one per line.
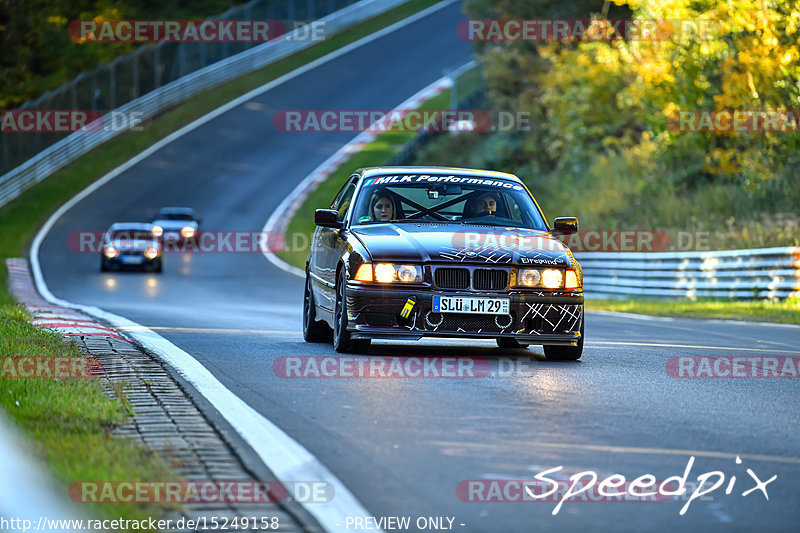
313, 175, 358, 310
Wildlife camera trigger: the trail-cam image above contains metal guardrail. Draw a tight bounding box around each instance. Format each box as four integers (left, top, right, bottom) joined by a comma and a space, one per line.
0, 0, 408, 210
0, 411, 85, 532
576, 247, 800, 299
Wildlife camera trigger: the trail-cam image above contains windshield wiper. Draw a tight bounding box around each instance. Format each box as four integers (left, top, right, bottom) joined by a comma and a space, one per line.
459, 220, 516, 227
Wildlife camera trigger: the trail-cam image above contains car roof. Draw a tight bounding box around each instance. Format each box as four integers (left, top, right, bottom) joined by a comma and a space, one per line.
108, 222, 155, 231
358, 166, 522, 183
156, 206, 195, 214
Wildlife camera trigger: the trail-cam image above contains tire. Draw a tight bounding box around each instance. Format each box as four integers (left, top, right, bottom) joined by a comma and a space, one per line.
333, 269, 370, 353
303, 272, 332, 343
100, 258, 109, 272
543, 317, 584, 361
496, 338, 529, 350
151, 259, 163, 273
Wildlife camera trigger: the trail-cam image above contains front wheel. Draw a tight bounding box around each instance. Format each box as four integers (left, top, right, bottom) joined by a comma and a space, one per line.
333, 269, 370, 353
543, 318, 584, 361
303, 272, 332, 342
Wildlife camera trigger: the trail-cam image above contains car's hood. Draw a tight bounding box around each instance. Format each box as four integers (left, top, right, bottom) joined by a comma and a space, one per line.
351, 223, 572, 266
153, 220, 198, 231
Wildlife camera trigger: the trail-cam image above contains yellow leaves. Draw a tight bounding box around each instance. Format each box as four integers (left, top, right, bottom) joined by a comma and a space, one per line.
93, 8, 123, 23
47, 16, 67, 26
704, 148, 741, 175
781, 48, 799, 65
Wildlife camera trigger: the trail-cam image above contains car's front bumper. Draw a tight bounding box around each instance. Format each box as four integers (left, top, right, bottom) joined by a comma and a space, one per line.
346, 285, 583, 346
102, 254, 160, 268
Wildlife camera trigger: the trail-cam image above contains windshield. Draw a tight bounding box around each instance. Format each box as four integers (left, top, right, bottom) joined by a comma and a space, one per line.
352, 174, 548, 230
106, 230, 158, 241
157, 213, 194, 221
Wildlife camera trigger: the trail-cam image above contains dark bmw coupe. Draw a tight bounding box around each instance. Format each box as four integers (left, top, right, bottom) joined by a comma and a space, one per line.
303, 167, 584, 360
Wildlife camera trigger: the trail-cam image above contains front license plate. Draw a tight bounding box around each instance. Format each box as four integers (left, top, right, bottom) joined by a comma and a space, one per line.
120, 255, 144, 265
432, 296, 510, 315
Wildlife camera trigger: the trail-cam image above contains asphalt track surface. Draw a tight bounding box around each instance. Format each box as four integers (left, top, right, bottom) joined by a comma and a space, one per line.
36, 2, 800, 531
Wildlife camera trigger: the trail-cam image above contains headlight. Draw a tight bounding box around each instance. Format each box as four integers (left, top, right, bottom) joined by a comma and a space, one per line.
180, 227, 195, 238
144, 247, 159, 259
541, 269, 563, 289
373, 263, 422, 283
515, 268, 580, 289
397, 265, 419, 282
565, 269, 580, 289
518, 269, 541, 287
152, 225, 163, 237
103, 247, 119, 258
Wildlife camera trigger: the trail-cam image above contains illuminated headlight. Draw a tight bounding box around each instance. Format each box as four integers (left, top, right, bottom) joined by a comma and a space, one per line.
565, 269, 580, 289
374, 263, 422, 283
541, 269, 563, 289
144, 247, 160, 260
180, 226, 195, 239
103, 247, 119, 258
518, 269, 541, 287
152, 225, 163, 237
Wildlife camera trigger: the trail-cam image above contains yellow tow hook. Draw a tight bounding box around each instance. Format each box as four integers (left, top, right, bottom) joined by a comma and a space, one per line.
400, 297, 416, 320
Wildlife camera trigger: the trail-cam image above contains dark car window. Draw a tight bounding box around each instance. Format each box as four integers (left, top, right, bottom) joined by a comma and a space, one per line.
351, 174, 548, 230
333, 181, 357, 221
157, 213, 194, 221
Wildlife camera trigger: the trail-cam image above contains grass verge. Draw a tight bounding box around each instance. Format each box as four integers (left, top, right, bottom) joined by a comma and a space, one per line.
586, 297, 800, 325
0, 0, 441, 518
0, 307, 176, 524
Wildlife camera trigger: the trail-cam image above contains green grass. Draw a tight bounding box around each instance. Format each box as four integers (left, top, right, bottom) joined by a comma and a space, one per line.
0, 307, 176, 525
0, 0, 442, 520
586, 297, 800, 325
277, 64, 484, 269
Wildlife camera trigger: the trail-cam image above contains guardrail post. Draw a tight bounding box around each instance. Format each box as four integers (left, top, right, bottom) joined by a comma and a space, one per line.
244, 3, 252, 51
1, 134, 8, 174
154, 45, 161, 89
109, 63, 116, 110
132, 53, 140, 99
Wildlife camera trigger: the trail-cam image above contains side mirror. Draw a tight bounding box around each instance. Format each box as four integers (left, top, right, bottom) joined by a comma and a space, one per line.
553, 217, 578, 234
315, 209, 342, 228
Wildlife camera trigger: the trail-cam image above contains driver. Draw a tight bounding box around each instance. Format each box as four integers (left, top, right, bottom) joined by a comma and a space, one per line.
464, 192, 499, 218
475, 192, 498, 215
369, 189, 397, 222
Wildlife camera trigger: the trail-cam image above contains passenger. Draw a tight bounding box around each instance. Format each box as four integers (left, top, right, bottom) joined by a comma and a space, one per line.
369, 189, 397, 222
